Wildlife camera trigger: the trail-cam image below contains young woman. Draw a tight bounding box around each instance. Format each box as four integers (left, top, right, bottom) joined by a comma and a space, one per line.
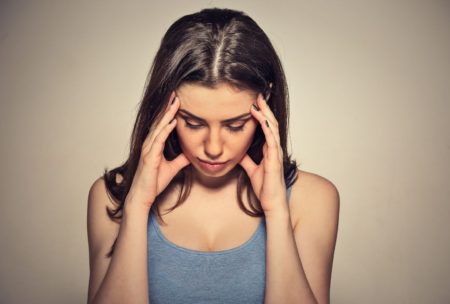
87, 8, 339, 304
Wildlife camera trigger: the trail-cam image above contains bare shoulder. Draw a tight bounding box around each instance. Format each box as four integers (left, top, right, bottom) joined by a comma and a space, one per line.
87, 175, 123, 302
88, 174, 122, 217
88, 173, 123, 218
289, 169, 340, 229
87, 175, 122, 258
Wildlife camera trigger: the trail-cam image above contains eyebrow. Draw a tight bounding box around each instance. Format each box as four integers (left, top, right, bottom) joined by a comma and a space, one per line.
177, 109, 252, 123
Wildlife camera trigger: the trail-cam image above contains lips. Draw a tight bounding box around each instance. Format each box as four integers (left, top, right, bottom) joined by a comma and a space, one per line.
198, 159, 228, 165
197, 158, 229, 173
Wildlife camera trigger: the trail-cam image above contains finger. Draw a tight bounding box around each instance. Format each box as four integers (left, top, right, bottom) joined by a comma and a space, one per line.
166, 91, 177, 110
252, 96, 281, 147
251, 99, 283, 164
144, 91, 176, 139
239, 154, 258, 177
167, 152, 191, 172
251, 103, 279, 152
144, 96, 179, 149
148, 91, 177, 134
262, 120, 283, 164
160, 90, 177, 112
153, 95, 179, 137
258, 93, 281, 147
263, 142, 268, 157
257, 93, 278, 129
147, 117, 178, 159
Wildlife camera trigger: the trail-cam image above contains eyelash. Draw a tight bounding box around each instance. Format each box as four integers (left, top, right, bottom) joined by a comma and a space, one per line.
184, 120, 245, 133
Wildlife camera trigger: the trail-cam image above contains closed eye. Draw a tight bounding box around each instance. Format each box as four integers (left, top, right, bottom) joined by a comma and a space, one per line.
183, 119, 246, 133
226, 125, 245, 132
184, 120, 202, 129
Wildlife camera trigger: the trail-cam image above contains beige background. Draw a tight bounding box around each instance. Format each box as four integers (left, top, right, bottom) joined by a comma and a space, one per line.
1, 0, 449, 303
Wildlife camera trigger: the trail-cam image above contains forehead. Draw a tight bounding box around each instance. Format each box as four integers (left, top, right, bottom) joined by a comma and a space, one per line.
176, 83, 257, 119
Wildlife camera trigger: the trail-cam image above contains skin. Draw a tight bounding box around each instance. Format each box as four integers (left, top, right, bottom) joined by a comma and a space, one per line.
173, 82, 338, 303
87, 81, 339, 303
174, 82, 259, 190
175, 82, 288, 216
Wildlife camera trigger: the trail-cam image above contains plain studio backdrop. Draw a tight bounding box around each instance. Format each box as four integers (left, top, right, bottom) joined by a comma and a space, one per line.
1, 1, 449, 303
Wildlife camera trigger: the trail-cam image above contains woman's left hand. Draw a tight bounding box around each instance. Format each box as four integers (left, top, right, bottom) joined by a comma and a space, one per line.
239, 93, 288, 218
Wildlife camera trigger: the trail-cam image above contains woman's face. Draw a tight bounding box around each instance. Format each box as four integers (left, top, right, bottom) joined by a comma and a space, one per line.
175, 82, 259, 179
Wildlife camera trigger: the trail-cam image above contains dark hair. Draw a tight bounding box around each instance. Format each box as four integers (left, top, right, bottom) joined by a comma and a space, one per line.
102, 7, 299, 257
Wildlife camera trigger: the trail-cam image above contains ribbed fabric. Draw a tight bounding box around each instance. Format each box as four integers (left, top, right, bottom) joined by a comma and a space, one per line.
147, 186, 292, 304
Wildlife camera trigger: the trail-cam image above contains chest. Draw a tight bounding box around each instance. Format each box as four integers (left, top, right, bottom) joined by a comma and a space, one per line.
147, 208, 267, 303
154, 198, 262, 252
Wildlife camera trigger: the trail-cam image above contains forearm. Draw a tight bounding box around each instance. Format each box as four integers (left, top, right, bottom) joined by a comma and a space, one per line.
91, 201, 150, 304
264, 209, 317, 304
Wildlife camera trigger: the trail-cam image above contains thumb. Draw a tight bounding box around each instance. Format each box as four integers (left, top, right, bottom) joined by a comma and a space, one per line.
169, 153, 191, 172
239, 154, 257, 177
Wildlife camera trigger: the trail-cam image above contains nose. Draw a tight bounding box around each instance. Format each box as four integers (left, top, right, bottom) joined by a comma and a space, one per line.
204, 128, 223, 160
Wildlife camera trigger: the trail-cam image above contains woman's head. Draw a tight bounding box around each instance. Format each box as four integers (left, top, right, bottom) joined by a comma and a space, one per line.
103, 8, 299, 253
141, 7, 290, 172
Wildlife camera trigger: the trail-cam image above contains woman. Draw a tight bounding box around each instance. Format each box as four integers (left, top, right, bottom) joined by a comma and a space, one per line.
87, 7, 339, 304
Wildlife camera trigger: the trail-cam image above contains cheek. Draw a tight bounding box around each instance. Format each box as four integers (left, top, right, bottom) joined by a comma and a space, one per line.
175, 124, 201, 155
175, 125, 189, 150
234, 124, 258, 152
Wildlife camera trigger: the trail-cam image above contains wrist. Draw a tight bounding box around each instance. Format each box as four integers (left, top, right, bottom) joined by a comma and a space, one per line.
124, 196, 152, 216
121, 202, 151, 233
264, 208, 291, 223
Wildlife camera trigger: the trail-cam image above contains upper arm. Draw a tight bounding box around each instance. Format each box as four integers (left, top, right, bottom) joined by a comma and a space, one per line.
86, 177, 121, 303
289, 170, 340, 304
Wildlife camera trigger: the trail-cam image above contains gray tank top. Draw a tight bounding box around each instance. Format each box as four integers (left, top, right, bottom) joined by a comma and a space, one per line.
147, 186, 293, 304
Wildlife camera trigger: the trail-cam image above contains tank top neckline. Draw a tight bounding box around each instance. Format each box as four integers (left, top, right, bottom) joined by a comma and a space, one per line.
150, 210, 265, 255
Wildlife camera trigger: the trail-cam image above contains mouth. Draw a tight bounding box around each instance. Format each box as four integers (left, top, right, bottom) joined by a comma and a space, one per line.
198, 158, 229, 165
197, 158, 230, 173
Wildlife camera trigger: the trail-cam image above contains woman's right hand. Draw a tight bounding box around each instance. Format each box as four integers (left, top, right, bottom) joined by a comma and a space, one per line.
126, 91, 190, 211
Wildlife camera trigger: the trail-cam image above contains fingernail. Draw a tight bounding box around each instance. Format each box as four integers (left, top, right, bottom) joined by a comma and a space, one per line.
265, 120, 269, 128
252, 104, 260, 111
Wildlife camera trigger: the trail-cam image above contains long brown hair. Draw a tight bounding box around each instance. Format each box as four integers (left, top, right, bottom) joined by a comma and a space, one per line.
102, 8, 299, 257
